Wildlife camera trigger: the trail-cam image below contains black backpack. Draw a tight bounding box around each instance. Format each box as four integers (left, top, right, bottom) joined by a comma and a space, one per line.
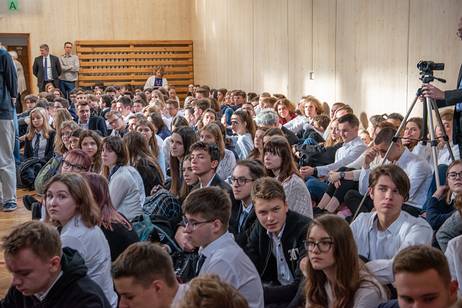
17, 158, 46, 190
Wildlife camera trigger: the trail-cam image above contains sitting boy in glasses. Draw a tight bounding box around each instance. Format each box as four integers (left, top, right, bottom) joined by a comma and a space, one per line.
350, 165, 433, 285
182, 186, 264, 308
244, 177, 312, 307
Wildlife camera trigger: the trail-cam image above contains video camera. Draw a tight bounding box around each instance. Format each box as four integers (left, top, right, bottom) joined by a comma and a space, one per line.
417, 61, 444, 73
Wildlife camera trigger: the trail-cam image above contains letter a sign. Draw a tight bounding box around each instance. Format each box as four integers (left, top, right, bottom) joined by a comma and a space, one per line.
8, 0, 19, 11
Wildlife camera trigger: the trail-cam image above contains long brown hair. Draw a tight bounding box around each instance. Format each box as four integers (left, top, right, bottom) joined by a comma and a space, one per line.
53, 108, 73, 153
81, 173, 131, 231
123, 131, 164, 183
234, 109, 256, 140
170, 127, 197, 196
263, 135, 299, 182
78, 130, 103, 173
135, 118, 160, 158
101, 136, 129, 178
305, 215, 378, 308
43, 173, 100, 228
200, 123, 225, 160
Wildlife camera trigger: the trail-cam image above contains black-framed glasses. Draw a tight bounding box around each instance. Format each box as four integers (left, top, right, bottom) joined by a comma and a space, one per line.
448, 172, 462, 180
230, 176, 254, 186
62, 160, 87, 172
182, 217, 214, 231
304, 240, 334, 253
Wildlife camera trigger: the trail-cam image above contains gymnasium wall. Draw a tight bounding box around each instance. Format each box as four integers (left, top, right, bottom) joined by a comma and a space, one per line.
191, 0, 462, 116
0, 0, 192, 90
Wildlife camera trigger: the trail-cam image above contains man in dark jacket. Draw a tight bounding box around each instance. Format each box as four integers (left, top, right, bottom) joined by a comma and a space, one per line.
76, 101, 107, 136
1, 221, 111, 308
422, 16, 462, 159
32, 44, 62, 92
0, 46, 18, 212
245, 177, 312, 307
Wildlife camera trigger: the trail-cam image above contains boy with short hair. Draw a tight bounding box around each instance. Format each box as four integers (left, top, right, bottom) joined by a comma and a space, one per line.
182, 187, 264, 308
350, 165, 433, 285
245, 177, 311, 307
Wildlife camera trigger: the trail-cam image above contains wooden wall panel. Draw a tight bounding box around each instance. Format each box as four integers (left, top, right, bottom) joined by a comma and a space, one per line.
407, 0, 462, 115
288, 0, 313, 102
335, 0, 410, 116
192, 0, 462, 117
311, 0, 336, 104
0, 0, 192, 91
253, 0, 289, 95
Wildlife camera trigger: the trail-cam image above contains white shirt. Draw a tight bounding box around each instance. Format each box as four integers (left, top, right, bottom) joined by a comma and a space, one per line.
60, 215, 118, 307
32, 130, 47, 159
199, 232, 264, 308
438, 142, 461, 166
317, 136, 366, 177
445, 234, 462, 296
34, 271, 63, 302
43, 55, 52, 80
350, 211, 433, 284
359, 148, 432, 209
268, 225, 295, 286
283, 115, 312, 135
320, 271, 388, 308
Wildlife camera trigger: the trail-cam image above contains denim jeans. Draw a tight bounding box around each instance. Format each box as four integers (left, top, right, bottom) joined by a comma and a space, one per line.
59, 80, 76, 100
305, 176, 328, 203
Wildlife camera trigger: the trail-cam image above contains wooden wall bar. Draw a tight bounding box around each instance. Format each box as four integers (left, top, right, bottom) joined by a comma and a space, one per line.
192, 0, 462, 116
75, 40, 194, 97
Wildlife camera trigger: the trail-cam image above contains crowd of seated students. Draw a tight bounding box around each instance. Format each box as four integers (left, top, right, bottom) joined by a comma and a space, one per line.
5, 82, 462, 308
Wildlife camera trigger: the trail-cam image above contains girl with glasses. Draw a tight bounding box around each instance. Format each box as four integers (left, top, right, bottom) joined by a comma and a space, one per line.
303, 214, 387, 307
426, 160, 462, 231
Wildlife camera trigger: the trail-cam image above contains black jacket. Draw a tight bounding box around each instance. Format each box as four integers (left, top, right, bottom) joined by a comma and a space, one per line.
0, 49, 17, 120
24, 130, 56, 162
437, 64, 462, 146
1, 247, 111, 308
244, 210, 312, 305
88, 116, 108, 137
229, 201, 258, 248
32, 54, 62, 91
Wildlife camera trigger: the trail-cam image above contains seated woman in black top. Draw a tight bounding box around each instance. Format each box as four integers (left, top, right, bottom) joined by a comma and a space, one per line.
124, 131, 163, 196
82, 172, 139, 261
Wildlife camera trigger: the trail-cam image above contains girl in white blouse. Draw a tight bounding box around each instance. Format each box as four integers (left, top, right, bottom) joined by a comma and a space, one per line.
44, 173, 118, 307
305, 214, 387, 308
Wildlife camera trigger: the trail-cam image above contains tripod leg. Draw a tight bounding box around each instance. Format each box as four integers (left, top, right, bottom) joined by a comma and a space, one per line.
426, 97, 441, 188
352, 94, 419, 221
429, 98, 456, 162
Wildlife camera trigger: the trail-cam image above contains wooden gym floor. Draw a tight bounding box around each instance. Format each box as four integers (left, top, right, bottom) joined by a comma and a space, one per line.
0, 189, 36, 297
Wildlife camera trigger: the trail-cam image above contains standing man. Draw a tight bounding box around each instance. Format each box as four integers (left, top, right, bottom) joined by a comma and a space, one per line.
422, 16, 462, 158
0, 46, 18, 212
59, 41, 80, 99
32, 43, 61, 92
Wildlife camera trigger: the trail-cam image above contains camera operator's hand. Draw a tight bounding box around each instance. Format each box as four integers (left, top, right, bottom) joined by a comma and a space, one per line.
422, 84, 445, 100
300, 166, 314, 179
363, 147, 378, 169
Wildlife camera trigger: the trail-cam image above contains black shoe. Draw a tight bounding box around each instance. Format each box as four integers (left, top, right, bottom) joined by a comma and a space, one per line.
31, 202, 42, 220
23, 195, 38, 211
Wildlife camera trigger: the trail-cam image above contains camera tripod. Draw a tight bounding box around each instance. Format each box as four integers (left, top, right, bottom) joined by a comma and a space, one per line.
352, 62, 455, 220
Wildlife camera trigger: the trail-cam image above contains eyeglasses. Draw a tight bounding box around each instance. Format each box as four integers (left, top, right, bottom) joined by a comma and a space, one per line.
304, 240, 334, 253
108, 118, 120, 127
182, 217, 215, 231
448, 171, 462, 180
62, 160, 87, 172
230, 176, 254, 186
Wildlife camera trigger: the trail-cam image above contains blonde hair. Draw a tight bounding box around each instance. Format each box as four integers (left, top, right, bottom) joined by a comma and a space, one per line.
27, 107, 53, 141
